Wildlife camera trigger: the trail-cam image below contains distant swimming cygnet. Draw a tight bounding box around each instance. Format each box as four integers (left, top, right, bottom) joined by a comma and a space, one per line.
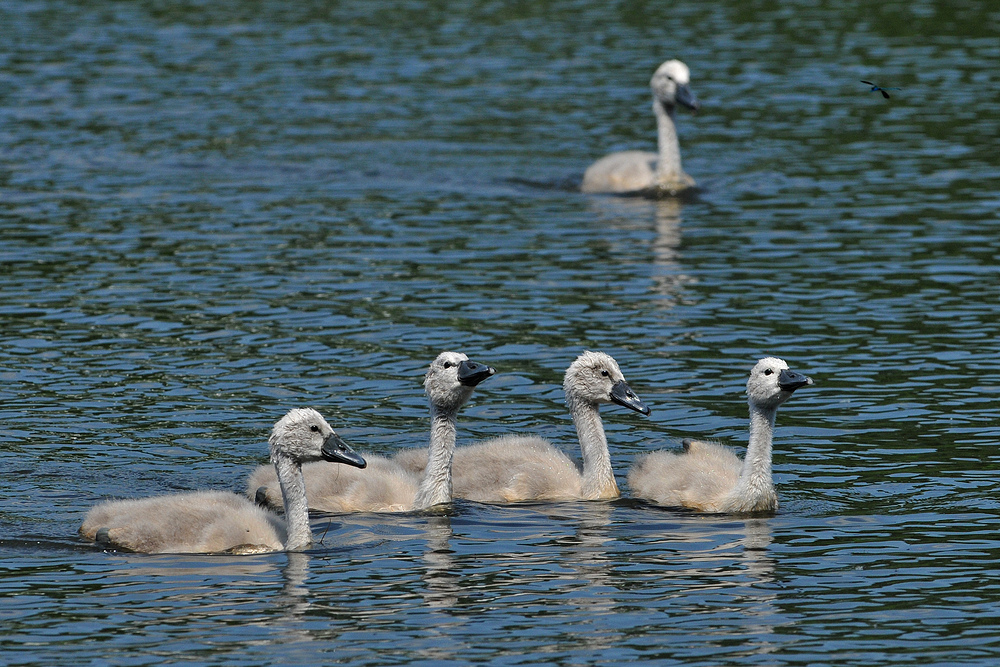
394, 351, 650, 502
248, 352, 495, 513
581, 59, 700, 196
79, 409, 367, 554
628, 357, 812, 514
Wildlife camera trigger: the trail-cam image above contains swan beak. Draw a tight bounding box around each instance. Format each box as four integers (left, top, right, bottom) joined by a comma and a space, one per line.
610, 380, 651, 415
458, 359, 496, 387
321, 432, 367, 469
675, 84, 700, 112
778, 369, 813, 392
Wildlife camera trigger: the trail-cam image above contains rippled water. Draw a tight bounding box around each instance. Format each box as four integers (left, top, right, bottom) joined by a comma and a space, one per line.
3, 1, 1000, 664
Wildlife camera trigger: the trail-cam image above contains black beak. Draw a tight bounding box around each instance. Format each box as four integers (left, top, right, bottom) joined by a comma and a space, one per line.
458, 359, 496, 387
610, 380, 651, 416
778, 369, 813, 392
321, 432, 366, 469
675, 83, 700, 112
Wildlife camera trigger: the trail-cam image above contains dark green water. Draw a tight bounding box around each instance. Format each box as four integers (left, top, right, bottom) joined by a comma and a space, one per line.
3, 1, 1000, 664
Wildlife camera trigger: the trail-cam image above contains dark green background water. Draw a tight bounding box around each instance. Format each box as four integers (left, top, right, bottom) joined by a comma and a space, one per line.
3, 1, 1000, 664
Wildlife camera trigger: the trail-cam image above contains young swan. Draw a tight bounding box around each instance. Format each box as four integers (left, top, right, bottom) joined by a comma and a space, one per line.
247, 352, 495, 513
628, 357, 812, 514
79, 408, 367, 554
581, 59, 700, 197
394, 351, 650, 502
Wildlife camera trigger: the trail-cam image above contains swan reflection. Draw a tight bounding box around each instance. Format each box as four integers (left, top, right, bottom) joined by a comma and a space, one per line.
420, 515, 459, 608
586, 196, 693, 301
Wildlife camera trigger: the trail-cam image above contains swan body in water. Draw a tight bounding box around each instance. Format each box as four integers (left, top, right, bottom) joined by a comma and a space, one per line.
79, 408, 367, 554
394, 351, 650, 502
581, 59, 700, 197
248, 352, 495, 513
628, 357, 812, 514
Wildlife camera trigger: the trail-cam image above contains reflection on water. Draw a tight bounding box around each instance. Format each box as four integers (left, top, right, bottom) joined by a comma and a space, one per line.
558, 503, 618, 653
585, 196, 693, 302
107, 556, 277, 581
420, 515, 458, 609
108, 552, 322, 647
737, 519, 778, 660
269, 551, 313, 643
741, 517, 775, 585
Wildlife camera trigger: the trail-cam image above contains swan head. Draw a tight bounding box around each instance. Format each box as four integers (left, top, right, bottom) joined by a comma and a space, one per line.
746, 357, 813, 411
650, 59, 700, 113
563, 351, 651, 415
269, 408, 366, 469
424, 351, 496, 413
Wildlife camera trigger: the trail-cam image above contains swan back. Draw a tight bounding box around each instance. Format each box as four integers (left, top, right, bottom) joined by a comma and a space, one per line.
82, 491, 289, 554
310, 456, 420, 513
628, 444, 742, 512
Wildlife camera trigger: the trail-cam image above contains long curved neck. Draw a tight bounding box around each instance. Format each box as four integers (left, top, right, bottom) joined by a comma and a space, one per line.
730, 403, 777, 510
567, 396, 619, 499
413, 406, 457, 510
273, 454, 312, 551
654, 100, 682, 180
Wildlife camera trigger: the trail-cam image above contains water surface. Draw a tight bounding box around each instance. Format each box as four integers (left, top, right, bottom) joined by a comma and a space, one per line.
3, 1, 1000, 665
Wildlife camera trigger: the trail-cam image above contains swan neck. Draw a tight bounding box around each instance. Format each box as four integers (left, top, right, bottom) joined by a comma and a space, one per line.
273, 454, 312, 551
413, 407, 457, 510
567, 396, 619, 499
654, 101, 683, 179
733, 403, 777, 503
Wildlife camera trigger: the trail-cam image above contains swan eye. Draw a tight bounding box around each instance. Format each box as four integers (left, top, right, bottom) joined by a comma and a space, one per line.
600, 370, 609, 377
442, 361, 453, 369
763, 369, 774, 376
310, 425, 320, 432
